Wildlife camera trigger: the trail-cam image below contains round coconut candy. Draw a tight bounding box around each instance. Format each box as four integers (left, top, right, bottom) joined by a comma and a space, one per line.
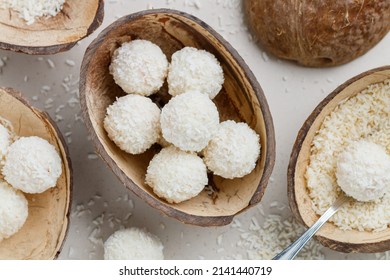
0, 180, 28, 242
203, 120, 261, 179
104, 227, 164, 260
167, 46, 224, 99
336, 140, 390, 202
104, 94, 161, 155
2, 136, 62, 194
160, 91, 219, 152
145, 146, 208, 203
109, 39, 168, 96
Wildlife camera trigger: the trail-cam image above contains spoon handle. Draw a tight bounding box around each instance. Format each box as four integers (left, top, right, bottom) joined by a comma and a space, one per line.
273, 195, 350, 260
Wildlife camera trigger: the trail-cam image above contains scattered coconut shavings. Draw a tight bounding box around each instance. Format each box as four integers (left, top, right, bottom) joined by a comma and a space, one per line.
55, 105, 65, 113
87, 153, 99, 160
269, 201, 278, 208
65, 59, 76, 67
88, 227, 103, 246
376, 251, 390, 260
326, 77, 334, 83
216, 234, 223, 246
46, 58, 55, 69
55, 114, 63, 122
67, 191, 138, 258
68, 247, 75, 258
0, 56, 8, 73
232, 215, 324, 260
87, 199, 95, 207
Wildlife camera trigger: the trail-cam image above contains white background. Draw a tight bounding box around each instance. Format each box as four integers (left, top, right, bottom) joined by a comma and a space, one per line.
0, 0, 389, 260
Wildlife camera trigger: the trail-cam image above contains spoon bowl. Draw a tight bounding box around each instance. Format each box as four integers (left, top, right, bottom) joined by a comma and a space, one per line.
288, 66, 390, 253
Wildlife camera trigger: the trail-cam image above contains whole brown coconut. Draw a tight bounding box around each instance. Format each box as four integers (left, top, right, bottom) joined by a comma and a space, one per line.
244, 0, 390, 67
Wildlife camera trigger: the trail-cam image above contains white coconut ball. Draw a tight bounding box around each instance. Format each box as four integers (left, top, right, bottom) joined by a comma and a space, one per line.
336, 140, 390, 202
104, 95, 161, 154
145, 146, 208, 203
2, 136, 62, 194
203, 120, 261, 179
109, 40, 168, 96
0, 180, 28, 242
161, 91, 219, 152
0, 124, 11, 163
167, 47, 224, 99
104, 227, 164, 260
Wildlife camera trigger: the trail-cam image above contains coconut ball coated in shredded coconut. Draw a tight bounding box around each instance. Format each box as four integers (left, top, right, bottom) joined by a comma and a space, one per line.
160, 91, 219, 152
0, 180, 28, 242
145, 146, 208, 203
167, 47, 224, 99
2, 136, 62, 194
104, 94, 161, 154
104, 227, 164, 260
109, 40, 168, 96
203, 120, 261, 179
336, 140, 390, 202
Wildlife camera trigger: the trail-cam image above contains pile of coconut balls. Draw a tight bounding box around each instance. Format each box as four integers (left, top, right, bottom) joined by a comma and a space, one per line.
105, 39, 261, 204
0, 117, 62, 242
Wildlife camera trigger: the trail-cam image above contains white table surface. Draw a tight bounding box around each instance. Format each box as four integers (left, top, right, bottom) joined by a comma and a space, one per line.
0, 0, 389, 260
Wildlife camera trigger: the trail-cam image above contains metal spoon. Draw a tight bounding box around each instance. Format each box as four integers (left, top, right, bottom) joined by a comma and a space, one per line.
273, 194, 351, 260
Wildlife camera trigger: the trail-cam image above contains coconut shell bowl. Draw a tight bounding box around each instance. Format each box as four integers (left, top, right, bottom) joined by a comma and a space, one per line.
80, 9, 275, 226
0, 0, 104, 54
288, 66, 390, 253
0, 88, 72, 259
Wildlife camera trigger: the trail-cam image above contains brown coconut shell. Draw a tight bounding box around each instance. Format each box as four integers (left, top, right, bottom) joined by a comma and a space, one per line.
288, 66, 390, 253
0, 0, 104, 54
80, 9, 276, 226
0, 87, 72, 259
244, 0, 390, 67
